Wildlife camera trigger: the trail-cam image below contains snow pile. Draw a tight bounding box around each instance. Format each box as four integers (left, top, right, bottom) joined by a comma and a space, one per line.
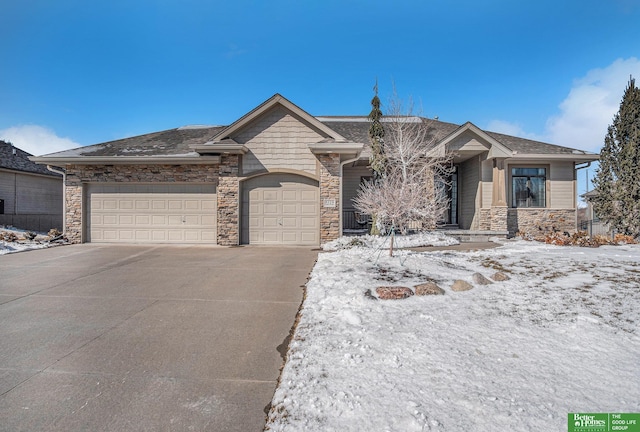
0, 227, 59, 255
266, 240, 640, 431
323, 231, 459, 251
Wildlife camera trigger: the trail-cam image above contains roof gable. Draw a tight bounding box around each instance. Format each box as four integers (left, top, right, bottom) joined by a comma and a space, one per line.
209, 94, 347, 144
437, 122, 513, 159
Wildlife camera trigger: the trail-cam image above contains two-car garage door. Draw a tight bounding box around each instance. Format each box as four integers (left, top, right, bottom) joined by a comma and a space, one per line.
87, 183, 217, 243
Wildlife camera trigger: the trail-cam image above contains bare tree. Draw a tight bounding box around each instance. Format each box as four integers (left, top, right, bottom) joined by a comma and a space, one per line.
354, 94, 453, 253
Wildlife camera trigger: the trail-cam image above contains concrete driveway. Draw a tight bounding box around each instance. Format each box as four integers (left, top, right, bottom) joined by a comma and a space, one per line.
0, 244, 318, 432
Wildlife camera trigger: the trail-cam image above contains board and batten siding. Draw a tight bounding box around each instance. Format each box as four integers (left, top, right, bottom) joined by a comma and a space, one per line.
234, 105, 324, 176
459, 156, 481, 230
0, 170, 63, 231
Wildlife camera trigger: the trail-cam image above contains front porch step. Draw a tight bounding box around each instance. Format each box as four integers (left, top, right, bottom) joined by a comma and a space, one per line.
439, 230, 509, 243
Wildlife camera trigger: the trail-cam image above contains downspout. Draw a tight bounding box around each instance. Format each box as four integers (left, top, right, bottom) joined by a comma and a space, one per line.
339, 154, 363, 238
47, 165, 66, 235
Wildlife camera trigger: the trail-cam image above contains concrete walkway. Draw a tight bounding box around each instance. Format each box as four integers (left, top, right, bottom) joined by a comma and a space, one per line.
0, 244, 318, 432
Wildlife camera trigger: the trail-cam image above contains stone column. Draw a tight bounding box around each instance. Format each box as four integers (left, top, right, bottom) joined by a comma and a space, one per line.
318, 154, 340, 244
217, 155, 240, 246
490, 158, 508, 231
64, 166, 83, 244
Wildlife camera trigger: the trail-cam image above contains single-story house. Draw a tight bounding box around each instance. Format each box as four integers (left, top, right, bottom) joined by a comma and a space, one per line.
31, 94, 598, 246
1, 140, 63, 231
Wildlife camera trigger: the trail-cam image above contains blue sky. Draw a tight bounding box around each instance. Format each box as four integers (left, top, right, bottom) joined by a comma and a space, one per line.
1, 0, 639, 194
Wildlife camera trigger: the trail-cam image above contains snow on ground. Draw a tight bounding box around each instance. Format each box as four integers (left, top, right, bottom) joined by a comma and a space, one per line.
0, 227, 60, 255
266, 239, 640, 432
323, 231, 459, 251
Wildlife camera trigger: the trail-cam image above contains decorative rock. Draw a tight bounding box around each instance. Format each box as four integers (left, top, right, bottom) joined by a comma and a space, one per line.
375, 286, 414, 300
492, 271, 511, 281
472, 273, 493, 285
451, 280, 473, 292
414, 282, 445, 296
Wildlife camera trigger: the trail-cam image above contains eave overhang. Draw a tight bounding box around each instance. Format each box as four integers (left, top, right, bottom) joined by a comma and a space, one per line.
508, 153, 599, 162
191, 141, 249, 155
29, 155, 221, 167
307, 142, 364, 155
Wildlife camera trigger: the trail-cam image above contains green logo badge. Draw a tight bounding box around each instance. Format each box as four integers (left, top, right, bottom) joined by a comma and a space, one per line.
568, 413, 640, 432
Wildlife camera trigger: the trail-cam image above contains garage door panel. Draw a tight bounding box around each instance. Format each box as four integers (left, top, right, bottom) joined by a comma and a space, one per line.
300, 191, 317, 201
241, 174, 319, 246
88, 184, 217, 244
282, 190, 297, 201
119, 215, 134, 225
282, 204, 297, 214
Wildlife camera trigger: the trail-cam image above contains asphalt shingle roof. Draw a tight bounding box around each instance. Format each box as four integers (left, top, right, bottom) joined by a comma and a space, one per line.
0, 141, 61, 176
41, 116, 595, 159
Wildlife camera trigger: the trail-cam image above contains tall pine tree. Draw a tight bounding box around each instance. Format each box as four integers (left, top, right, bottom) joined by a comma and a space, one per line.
592, 76, 640, 237
368, 81, 385, 180
367, 81, 385, 235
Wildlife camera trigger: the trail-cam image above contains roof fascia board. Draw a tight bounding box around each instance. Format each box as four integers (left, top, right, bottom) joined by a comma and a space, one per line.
192, 144, 248, 155
29, 156, 221, 165
0, 166, 61, 178
308, 142, 364, 154
509, 153, 599, 161
210, 94, 347, 143
438, 122, 513, 159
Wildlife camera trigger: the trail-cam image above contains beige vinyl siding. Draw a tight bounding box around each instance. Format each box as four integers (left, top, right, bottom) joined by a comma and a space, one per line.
549, 161, 575, 208
342, 166, 372, 209
235, 105, 324, 175
459, 156, 481, 229
480, 158, 493, 208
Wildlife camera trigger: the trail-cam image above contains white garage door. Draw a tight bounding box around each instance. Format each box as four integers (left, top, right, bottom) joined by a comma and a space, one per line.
242, 174, 319, 245
88, 183, 217, 244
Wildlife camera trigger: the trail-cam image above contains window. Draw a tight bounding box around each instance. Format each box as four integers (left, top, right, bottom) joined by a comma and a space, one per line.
512, 168, 546, 208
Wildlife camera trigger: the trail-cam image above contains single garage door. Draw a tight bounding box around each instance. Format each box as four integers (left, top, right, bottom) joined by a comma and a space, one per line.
87, 183, 217, 243
242, 174, 319, 245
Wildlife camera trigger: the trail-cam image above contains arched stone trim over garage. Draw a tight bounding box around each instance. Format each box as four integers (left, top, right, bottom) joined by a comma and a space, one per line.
241, 172, 320, 245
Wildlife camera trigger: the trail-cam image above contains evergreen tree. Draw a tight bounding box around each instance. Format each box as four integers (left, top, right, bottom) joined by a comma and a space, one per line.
592, 76, 640, 237
368, 81, 385, 180
367, 81, 385, 235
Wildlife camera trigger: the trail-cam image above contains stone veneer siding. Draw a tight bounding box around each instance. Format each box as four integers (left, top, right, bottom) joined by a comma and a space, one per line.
507, 208, 576, 236
63, 164, 220, 244
318, 154, 341, 244
217, 155, 240, 246
478, 209, 491, 230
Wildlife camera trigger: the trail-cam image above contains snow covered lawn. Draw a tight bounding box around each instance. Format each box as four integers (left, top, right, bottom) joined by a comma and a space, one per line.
266, 239, 640, 431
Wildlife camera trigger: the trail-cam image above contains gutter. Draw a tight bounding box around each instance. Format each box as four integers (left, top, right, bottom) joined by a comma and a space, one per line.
46, 165, 66, 236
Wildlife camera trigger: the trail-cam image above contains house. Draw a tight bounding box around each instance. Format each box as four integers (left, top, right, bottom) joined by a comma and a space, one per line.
579, 190, 611, 236
31, 94, 598, 245
0, 140, 63, 232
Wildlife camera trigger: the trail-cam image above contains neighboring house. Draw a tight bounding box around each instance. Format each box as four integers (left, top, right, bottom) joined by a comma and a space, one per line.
580, 190, 611, 236
31, 94, 598, 246
0, 140, 63, 232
